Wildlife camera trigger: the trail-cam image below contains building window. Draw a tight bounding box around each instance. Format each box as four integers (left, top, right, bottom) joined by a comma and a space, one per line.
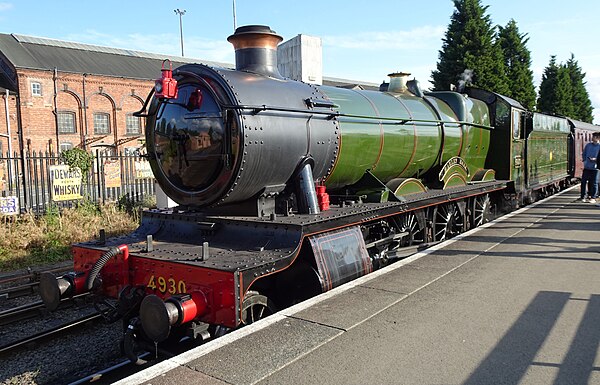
58, 111, 76, 134
126, 114, 141, 135
60, 142, 73, 152
31, 82, 42, 96
93, 113, 110, 135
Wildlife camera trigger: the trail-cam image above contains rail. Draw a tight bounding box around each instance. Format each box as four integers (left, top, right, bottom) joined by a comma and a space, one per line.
0, 312, 102, 355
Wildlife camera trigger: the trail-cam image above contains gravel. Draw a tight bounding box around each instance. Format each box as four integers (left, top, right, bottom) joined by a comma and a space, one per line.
0, 266, 134, 385
1, 321, 125, 384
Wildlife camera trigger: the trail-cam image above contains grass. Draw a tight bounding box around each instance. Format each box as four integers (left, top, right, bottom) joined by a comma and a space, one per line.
0, 198, 146, 271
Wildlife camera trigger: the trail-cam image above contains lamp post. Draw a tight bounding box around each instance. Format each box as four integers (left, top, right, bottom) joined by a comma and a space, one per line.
232, 0, 237, 30
174, 8, 186, 56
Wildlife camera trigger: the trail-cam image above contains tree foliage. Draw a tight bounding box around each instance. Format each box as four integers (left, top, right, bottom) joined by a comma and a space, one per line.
59, 147, 94, 176
565, 54, 594, 122
431, 0, 509, 94
496, 19, 536, 110
432, 0, 595, 121
537, 54, 594, 121
537, 56, 565, 114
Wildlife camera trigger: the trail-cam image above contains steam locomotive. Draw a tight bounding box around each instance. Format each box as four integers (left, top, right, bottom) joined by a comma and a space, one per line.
39, 25, 596, 360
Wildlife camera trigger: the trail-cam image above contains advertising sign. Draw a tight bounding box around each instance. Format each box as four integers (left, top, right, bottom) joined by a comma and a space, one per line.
134, 160, 154, 179
103, 160, 122, 188
0, 196, 18, 215
49, 165, 83, 201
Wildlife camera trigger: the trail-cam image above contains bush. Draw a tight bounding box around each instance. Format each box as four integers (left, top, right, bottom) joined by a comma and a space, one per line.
59, 148, 94, 176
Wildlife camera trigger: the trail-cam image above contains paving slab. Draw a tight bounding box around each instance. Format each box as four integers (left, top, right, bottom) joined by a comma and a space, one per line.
139, 365, 229, 385
184, 317, 342, 385
290, 285, 406, 330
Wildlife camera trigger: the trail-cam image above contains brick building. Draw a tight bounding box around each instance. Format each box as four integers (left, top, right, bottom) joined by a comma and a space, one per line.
0, 34, 231, 154
0, 33, 377, 155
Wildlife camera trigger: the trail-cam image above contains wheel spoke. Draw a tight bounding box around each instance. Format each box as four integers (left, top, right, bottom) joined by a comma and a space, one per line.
473, 195, 491, 227
399, 212, 422, 246
434, 203, 464, 241
241, 292, 275, 326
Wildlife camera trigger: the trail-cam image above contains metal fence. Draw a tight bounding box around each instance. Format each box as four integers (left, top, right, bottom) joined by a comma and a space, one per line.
0, 150, 156, 214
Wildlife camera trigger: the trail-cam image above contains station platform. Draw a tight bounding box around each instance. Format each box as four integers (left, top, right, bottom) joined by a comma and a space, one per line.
115, 187, 600, 385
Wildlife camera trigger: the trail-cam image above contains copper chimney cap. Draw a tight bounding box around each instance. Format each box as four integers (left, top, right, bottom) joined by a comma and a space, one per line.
227, 25, 283, 50
227, 25, 284, 78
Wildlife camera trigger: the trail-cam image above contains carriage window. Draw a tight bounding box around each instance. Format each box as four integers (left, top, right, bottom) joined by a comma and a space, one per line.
512, 110, 521, 139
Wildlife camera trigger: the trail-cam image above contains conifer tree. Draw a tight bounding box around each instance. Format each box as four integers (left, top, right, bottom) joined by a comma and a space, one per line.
537, 56, 581, 117
431, 0, 509, 94
496, 19, 536, 110
537, 56, 560, 114
564, 54, 594, 122
554, 65, 574, 117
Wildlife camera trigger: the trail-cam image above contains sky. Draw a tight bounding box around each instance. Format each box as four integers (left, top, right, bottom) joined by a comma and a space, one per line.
0, 0, 599, 124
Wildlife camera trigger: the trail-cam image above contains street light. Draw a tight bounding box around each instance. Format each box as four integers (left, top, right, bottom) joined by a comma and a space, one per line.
174, 8, 186, 56
232, 0, 237, 30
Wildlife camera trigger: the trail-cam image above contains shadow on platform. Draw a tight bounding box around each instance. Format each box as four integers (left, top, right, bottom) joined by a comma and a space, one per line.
463, 291, 600, 385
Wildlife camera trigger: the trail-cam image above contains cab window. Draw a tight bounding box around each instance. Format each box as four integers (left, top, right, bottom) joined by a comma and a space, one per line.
512, 109, 521, 139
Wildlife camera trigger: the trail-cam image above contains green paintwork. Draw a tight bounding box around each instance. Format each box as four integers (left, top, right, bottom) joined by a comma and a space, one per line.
439, 160, 469, 188
387, 178, 427, 196
424, 97, 462, 165
350, 171, 401, 203
426, 92, 491, 180
444, 174, 468, 188
321, 87, 442, 189
526, 113, 570, 187
461, 98, 491, 179
471, 169, 496, 182
511, 140, 525, 192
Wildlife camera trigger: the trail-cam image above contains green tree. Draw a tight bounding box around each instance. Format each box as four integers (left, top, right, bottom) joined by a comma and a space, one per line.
496, 19, 536, 110
537, 56, 560, 113
554, 65, 574, 117
537, 56, 576, 117
431, 0, 509, 94
564, 54, 594, 122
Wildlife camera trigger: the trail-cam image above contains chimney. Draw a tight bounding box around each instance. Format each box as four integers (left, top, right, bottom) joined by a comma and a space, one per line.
227, 25, 283, 78
387, 72, 411, 93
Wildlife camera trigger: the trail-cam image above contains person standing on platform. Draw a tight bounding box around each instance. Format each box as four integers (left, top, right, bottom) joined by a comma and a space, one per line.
580, 132, 600, 203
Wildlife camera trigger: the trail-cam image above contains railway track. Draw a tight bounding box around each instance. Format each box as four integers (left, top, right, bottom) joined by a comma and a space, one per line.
68, 353, 152, 385
0, 300, 47, 326
0, 281, 38, 299
0, 311, 103, 355
0, 293, 90, 326
0, 264, 72, 300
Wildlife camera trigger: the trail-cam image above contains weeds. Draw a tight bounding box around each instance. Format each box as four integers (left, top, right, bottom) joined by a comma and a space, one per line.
0, 199, 140, 271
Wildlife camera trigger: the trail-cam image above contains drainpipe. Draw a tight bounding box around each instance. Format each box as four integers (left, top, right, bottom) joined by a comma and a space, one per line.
52, 67, 59, 154
2, 89, 12, 154
82, 73, 88, 149
15, 91, 27, 209
112, 101, 118, 151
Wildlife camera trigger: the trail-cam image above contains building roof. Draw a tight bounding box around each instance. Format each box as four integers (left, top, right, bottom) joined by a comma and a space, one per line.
0, 33, 378, 91
0, 33, 230, 86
